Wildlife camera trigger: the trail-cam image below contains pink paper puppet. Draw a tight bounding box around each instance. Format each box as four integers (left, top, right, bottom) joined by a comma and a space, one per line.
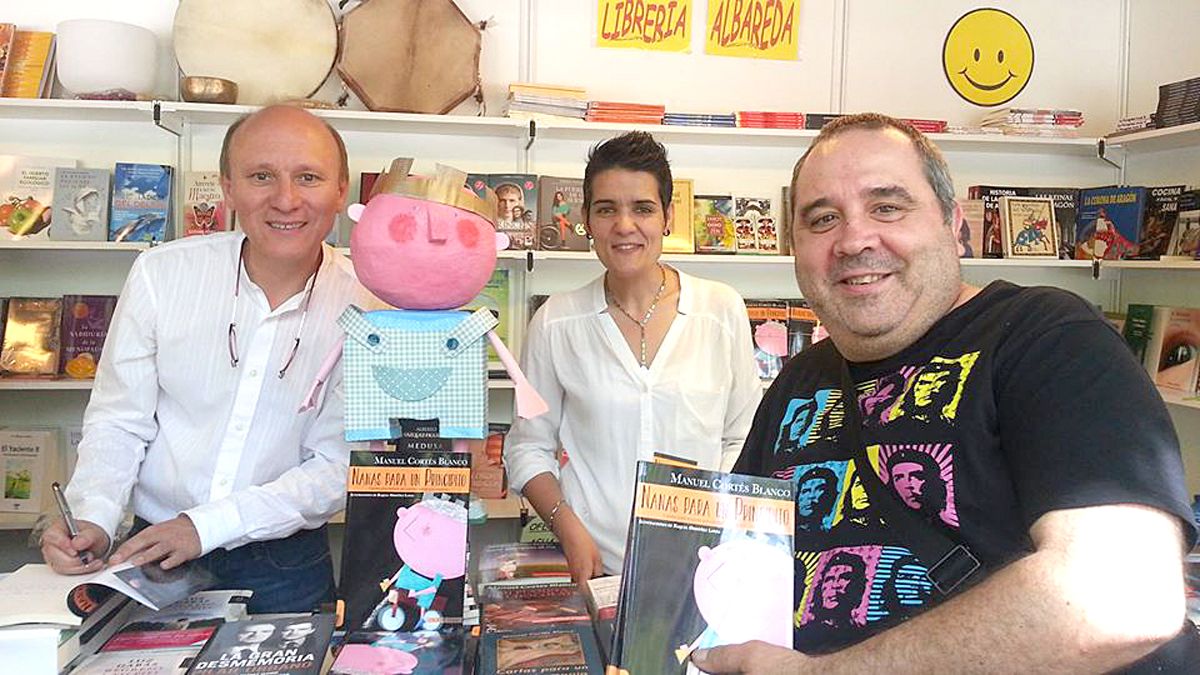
675, 537, 794, 671
301, 159, 547, 445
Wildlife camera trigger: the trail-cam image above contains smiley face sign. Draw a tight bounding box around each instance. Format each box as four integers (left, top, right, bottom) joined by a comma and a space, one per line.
942, 8, 1034, 106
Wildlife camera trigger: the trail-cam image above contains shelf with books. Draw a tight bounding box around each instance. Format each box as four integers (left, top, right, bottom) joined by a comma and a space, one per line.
0, 240, 149, 252
0, 379, 93, 390
155, 101, 530, 138
1106, 259, 1200, 271
502, 249, 1103, 270
528, 118, 1102, 155
0, 98, 154, 123
1104, 121, 1200, 154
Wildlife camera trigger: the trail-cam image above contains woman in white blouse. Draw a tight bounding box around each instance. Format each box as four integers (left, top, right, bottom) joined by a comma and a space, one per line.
504, 132, 762, 581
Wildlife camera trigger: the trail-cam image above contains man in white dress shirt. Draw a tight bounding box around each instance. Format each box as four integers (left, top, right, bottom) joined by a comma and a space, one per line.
40, 106, 376, 613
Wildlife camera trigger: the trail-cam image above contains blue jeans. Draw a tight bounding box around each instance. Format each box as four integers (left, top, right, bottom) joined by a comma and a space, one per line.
132, 518, 335, 614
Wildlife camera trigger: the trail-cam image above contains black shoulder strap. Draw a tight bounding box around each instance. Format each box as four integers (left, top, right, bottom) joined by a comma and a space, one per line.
838, 357, 981, 596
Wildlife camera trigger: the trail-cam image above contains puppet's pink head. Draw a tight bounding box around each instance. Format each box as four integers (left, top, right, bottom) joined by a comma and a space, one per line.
349, 159, 508, 310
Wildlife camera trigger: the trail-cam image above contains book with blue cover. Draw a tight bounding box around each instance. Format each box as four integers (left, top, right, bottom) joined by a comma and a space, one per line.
110, 162, 173, 243
1075, 186, 1146, 260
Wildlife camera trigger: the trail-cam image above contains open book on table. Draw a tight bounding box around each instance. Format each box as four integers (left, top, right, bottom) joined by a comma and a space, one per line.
0, 561, 217, 629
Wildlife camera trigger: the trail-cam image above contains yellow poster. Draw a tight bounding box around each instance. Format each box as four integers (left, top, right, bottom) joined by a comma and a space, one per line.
597, 0, 691, 53
705, 0, 799, 61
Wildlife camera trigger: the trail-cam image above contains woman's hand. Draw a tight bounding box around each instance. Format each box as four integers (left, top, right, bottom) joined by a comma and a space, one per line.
555, 508, 604, 584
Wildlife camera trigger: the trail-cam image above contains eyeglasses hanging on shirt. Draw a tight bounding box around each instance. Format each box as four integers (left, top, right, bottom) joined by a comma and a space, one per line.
227, 239, 321, 379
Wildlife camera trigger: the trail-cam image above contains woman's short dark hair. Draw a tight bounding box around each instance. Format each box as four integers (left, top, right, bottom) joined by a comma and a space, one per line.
583, 131, 673, 213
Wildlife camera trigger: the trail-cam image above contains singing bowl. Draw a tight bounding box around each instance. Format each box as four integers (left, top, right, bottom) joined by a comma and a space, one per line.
180, 76, 238, 104
56, 19, 158, 97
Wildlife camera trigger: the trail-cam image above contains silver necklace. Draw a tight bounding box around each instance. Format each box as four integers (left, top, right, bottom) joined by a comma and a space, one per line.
607, 264, 668, 368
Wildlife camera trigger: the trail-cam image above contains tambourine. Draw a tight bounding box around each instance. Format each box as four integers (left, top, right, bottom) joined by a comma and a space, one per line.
338, 0, 481, 114
173, 0, 338, 105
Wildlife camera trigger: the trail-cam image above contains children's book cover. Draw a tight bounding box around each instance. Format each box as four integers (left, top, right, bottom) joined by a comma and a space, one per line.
51, 168, 110, 241
0, 297, 63, 377
330, 627, 466, 675
612, 462, 794, 673
1075, 186, 1146, 260
734, 197, 776, 254
110, 163, 173, 243
181, 172, 228, 237
693, 195, 735, 254
478, 624, 604, 674
339, 449, 471, 633
490, 174, 538, 250
745, 300, 789, 379
1000, 196, 1059, 257
185, 614, 335, 675
59, 295, 118, 380
537, 176, 589, 251
664, 178, 695, 254
1135, 185, 1185, 259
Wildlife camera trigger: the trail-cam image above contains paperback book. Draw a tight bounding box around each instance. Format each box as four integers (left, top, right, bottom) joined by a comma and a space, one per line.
537, 176, 589, 251
50, 168, 111, 241
181, 171, 228, 237
59, 295, 118, 380
1, 155, 78, 239
0, 427, 56, 516
0, 297, 63, 377
100, 589, 251, 653
745, 300, 789, 379
1166, 189, 1200, 259
330, 626, 467, 675
339, 447, 471, 632
787, 300, 819, 358
733, 197, 777, 254
185, 614, 335, 675
612, 462, 795, 673
110, 162, 173, 243
693, 195, 735, 254
467, 423, 510, 500
1075, 186, 1146, 260
958, 198, 985, 258
1134, 185, 1186, 259
468, 173, 538, 250
664, 178, 695, 254
72, 648, 199, 675
480, 582, 590, 634
477, 542, 572, 590
477, 624, 604, 674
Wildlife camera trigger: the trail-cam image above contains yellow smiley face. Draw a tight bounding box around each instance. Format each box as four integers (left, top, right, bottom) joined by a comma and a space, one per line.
943, 8, 1034, 106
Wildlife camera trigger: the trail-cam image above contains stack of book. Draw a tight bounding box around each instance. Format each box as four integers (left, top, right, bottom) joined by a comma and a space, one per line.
736, 111, 804, 129
901, 117, 949, 134
1155, 76, 1200, 129
1112, 113, 1156, 136
980, 107, 1085, 137
505, 83, 589, 122
662, 111, 737, 128
584, 101, 665, 125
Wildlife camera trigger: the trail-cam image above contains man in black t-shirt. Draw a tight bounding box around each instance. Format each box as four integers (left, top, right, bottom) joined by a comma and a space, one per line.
691, 113, 1197, 674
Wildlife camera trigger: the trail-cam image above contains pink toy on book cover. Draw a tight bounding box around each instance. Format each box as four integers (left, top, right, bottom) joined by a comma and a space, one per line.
300, 159, 546, 448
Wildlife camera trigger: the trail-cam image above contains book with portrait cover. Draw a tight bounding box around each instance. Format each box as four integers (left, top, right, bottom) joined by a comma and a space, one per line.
59, 295, 118, 380
181, 172, 228, 237
537, 176, 589, 251
50, 168, 110, 241
338, 446, 471, 632
1134, 185, 1185, 260
477, 174, 538, 250
110, 162, 173, 243
478, 624, 604, 674
0, 297, 63, 377
184, 614, 335, 675
692, 195, 735, 254
1154, 307, 1200, 394
611, 462, 794, 673
329, 626, 466, 675
957, 198, 985, 258
1075, 186, 1146, 260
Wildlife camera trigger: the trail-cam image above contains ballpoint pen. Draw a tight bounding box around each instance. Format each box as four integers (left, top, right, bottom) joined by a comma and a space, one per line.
51, 481, 92, 565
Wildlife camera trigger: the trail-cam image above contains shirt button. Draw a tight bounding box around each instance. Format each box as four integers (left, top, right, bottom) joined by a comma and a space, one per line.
219, 478, 229, 486
249, 369, 258, 377
235, 423, 245, 431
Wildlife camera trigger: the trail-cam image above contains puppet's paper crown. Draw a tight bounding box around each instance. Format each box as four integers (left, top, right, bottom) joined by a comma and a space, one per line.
370, 157, 498, 225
